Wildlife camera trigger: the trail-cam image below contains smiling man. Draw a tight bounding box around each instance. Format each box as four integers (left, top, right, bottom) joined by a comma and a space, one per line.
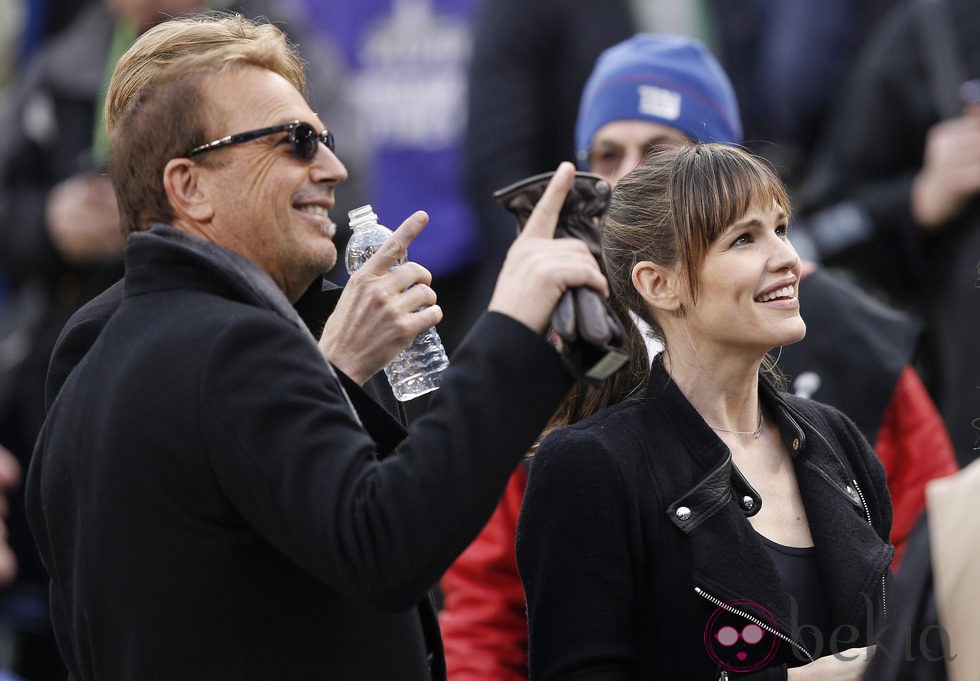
174, 67, 346, 302
24, 14, 608, 681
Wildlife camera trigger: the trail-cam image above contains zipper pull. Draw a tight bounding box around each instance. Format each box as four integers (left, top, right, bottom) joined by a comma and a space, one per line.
718, 671, 729, 681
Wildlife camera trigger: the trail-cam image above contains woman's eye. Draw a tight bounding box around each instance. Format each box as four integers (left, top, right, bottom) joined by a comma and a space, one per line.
775, 223, 789, 237
732, 233, 751, 246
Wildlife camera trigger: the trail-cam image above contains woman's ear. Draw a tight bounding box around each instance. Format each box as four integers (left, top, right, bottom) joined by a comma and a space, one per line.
163, 158, 214, 223
632, 260, 682, 314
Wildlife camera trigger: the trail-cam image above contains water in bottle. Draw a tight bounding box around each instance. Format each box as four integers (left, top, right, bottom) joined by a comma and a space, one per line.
345, 204, 449, 401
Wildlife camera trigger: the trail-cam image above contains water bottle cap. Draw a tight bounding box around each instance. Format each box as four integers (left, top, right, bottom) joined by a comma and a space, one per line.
348, 204, 379, 230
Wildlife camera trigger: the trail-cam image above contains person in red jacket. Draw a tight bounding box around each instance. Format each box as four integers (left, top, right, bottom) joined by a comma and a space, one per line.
439, 33, 957, 681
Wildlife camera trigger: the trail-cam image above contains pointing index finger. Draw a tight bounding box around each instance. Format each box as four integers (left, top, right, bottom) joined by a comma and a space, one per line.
518, 162, 576, 240
358, 210, 429, 276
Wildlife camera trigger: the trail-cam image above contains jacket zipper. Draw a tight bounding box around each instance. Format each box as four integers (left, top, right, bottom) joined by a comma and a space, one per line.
695, 586, 814, 663
850, 478, 888, 623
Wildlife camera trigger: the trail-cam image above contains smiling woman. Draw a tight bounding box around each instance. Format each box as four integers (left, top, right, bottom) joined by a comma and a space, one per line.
517, 143, 894, 681
604, 143, 794, 318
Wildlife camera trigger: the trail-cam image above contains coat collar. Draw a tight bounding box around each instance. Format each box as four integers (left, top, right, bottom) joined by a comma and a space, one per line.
124, 225, 378, 427
127, 224, 311, 339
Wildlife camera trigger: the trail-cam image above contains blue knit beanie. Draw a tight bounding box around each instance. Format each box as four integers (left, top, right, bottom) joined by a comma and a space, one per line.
575, 34, 742, 167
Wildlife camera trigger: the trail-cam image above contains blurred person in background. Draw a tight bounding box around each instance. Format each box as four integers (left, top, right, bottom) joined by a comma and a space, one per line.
706, 0, 897, 187
0, 1, 25, 104
796, 0, 979, 466
2, 0, 96, 105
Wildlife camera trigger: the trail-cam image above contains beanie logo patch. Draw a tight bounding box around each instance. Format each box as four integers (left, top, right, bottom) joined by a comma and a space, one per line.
637, 85, 681, 122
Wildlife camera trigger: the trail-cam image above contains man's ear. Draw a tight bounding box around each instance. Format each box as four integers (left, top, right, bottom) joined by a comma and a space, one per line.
632, 260, 683, 314
163, 158, 213, 223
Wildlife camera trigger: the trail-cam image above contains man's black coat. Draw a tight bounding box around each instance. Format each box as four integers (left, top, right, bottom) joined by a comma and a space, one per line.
27, 226, 572, 680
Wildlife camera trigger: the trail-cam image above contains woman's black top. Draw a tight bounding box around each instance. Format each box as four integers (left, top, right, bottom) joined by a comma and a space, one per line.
758, 533, 834, 659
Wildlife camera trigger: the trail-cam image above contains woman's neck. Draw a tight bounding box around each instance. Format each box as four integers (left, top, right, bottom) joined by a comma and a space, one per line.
661, 346, 764, 435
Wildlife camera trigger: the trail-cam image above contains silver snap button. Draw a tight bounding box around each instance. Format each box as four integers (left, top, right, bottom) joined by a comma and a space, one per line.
676, 506, 692, 521
792, 438, 800, 451
742, 496, 755, 510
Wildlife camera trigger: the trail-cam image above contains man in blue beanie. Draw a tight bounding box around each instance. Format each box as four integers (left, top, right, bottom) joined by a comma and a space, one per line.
438, 31, 956, 681
575, 33, 741, 182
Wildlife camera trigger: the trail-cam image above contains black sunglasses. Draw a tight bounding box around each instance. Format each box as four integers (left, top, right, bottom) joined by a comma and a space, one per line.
187, 120, 335, 162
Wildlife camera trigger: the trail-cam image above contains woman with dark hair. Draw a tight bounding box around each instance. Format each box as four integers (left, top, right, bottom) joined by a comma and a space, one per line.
517, 143, 893, 680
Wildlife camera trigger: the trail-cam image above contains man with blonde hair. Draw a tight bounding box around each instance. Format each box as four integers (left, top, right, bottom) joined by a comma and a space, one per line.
0, 3, 365, 675
25, 14, 607, 680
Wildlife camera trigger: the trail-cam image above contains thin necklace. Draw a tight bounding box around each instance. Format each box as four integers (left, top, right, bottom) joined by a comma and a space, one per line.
707, 403, 765, 438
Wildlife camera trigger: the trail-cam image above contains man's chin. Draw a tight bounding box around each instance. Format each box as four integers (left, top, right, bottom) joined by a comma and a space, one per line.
308, 239, 338, 275
321, 248, 338, 276
283, 251, 337, 303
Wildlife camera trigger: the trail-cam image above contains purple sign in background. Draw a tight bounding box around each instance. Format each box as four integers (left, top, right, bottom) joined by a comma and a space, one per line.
294, 0, 480, 279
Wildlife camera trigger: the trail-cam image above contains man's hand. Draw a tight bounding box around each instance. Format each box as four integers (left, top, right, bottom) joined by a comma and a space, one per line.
488, 162, 609, 334
911, 104, 980, 229
46, 173, 125, 262
319, 211, 441, 384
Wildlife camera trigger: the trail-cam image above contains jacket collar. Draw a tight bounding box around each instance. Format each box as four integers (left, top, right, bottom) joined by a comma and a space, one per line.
644, 356, 803, 533
642, 356, 892, 648
641, 352, 872, 532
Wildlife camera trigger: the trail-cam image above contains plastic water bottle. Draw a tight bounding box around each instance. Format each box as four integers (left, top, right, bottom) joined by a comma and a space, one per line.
344, 204, 449, 401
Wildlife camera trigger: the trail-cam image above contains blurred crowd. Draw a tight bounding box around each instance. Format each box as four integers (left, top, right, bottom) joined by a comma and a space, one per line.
0, 0, 976, 679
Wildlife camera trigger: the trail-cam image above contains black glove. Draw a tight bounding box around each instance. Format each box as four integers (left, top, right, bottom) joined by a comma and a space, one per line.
493, 171, 628, 383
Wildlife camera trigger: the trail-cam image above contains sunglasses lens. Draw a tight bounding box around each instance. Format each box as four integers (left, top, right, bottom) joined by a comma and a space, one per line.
292, 123, 318, 161
291, 123, 335, 160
